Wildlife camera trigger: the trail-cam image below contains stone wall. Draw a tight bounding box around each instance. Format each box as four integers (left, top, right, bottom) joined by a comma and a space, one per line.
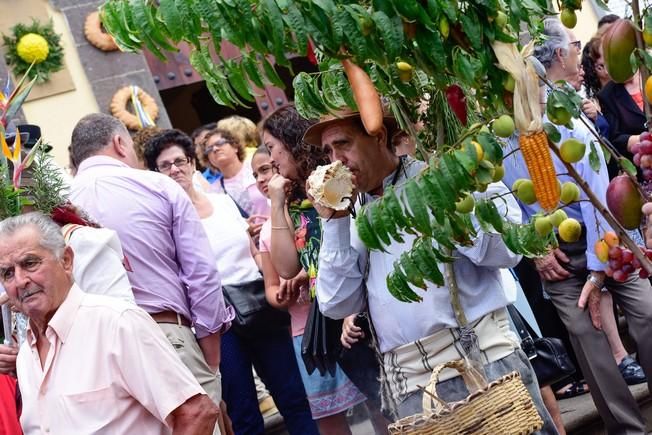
49, 0, 171, 129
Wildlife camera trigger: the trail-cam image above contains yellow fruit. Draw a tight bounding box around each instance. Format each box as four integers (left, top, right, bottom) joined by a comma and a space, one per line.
644, 28, 652, 46
534, 216, 553, 236
516, 180, 537, 205
396, 61, 413, 82
492, 165, 505, 182
493, 115, 515, 138
560, 9, 577, 29
560, 182, 581, 204
594, 240, 609, 263
560, 138, 586, 163
549, 209, 568, 227
472, 140, 484, 161
495, 11, 508, 28
548, 106, 572, 126
603, 231, 619, 248
558, 218, 582, 242
503, 74, 515, 93
455, 193, 475, 213
511, 178, 528, 192
646, 76, 652, 104
16, 33, 49, 64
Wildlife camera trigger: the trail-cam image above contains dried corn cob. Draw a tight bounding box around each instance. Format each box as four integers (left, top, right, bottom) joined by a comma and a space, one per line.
519, 130, 560, 211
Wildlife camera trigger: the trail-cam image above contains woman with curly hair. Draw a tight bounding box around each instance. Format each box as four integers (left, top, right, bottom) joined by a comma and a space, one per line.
261, 105, 366, 434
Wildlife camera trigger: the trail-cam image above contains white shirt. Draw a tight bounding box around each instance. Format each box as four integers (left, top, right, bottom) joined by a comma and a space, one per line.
316, 157, 523, 353
62, 224, 135, 303
201, 193, 261, 286
18, 285, 203, 435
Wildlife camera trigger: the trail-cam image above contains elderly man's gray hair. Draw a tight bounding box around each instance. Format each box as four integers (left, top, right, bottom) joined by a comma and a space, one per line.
0, 212, 65, 258
70, 113, 129, 169
533, 17, 570, 69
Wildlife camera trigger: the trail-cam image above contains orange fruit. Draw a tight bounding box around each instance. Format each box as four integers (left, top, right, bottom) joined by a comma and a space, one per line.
645, 76, 652, 104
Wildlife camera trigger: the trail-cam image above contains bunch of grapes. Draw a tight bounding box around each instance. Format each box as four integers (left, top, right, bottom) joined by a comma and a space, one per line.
605, 245, 652, 281
631, 131, 652, 181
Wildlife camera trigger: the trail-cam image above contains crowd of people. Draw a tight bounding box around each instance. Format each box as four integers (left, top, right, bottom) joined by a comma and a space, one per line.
1, 12, 652, 435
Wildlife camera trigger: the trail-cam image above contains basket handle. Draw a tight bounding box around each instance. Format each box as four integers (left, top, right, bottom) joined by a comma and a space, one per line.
421, 359, 488, 414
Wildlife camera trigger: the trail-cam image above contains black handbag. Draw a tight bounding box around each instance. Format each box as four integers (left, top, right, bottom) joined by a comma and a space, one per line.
222, 279, 290, 339
300, 298, 343, 377
507, 305, 576, 386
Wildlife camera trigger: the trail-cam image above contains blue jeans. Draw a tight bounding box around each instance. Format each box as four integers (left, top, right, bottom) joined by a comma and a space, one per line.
220, 329, 318, 435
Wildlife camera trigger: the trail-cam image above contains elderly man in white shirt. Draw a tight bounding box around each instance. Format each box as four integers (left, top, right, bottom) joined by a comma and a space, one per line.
302, 109, 557, 434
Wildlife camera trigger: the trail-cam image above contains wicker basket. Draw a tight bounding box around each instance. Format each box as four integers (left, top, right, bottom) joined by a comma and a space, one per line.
388, 359, 543, 435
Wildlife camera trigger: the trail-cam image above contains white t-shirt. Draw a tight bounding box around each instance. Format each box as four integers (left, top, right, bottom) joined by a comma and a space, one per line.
62, 224, 135, 303
201, 193, 261, 286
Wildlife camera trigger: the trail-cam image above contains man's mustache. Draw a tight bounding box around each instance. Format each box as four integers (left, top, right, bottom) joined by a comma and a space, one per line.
18, 285, 44, 303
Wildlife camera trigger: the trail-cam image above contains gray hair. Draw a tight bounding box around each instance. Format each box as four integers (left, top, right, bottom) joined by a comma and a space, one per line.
533, 17, 570, 69
0, 212, 65, 258
70, 113, 129, 168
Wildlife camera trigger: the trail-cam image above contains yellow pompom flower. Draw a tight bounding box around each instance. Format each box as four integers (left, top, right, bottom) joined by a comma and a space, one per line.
16, 33, 49, 64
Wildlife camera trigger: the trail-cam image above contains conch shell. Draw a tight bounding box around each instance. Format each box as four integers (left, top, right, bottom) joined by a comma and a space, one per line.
307, 160, 354, 210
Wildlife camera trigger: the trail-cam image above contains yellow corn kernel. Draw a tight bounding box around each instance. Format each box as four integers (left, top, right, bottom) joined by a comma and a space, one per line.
519, 131, 560, 211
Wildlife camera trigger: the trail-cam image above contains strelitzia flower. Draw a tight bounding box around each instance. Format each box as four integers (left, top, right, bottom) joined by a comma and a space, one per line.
1, 127, 42, 188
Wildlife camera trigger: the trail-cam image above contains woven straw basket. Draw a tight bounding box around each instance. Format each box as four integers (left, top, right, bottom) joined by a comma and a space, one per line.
388, 359, 543, 435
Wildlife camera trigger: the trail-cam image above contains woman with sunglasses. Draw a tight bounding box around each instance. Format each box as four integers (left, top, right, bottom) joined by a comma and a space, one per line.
143, 129, 317, 435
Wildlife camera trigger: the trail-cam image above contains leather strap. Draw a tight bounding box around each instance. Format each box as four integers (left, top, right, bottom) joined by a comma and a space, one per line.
151, 311, 191, 327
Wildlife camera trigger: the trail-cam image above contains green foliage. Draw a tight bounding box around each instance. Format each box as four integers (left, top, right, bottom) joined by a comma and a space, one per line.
20, 145, 68, 217
2, 20, 64, 83
356, 147, 556, 300
101, 0, 550, 118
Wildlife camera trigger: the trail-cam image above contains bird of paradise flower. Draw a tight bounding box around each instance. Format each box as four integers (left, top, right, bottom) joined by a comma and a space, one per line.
0, 126, 42, 188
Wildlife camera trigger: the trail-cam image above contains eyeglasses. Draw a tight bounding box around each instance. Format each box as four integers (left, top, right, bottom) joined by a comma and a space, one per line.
570, 40, 581, 51
157, 156, 191, 173
204, 139, 231, 155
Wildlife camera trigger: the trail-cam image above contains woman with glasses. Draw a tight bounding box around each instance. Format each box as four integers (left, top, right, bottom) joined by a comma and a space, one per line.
143, 129, 318, 435
260, 105, 366, 435
197, 128, 270, 222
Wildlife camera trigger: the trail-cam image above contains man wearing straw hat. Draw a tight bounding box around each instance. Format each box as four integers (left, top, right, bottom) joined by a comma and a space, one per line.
304, 108, 556, 432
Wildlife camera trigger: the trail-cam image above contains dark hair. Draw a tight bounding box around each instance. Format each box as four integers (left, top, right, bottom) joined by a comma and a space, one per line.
191, 122, 217, 142
132, 126, 163, 163
598, 14, 619, 28
143, 129, 196, 171
199, 128, 246, 166
581, 38, 602, 98
70, 113, 128, 166
261, 104, 330, 201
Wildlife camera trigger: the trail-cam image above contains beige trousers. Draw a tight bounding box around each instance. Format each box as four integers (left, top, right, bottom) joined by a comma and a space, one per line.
158, 322, 222, 435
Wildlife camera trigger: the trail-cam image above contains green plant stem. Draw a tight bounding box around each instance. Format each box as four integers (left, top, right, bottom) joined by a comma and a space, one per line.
547, 138, 652, 275
443, 247, 467, 326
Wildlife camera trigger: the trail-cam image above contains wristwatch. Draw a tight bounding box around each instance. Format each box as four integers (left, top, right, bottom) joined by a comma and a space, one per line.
587, 274, 607, 292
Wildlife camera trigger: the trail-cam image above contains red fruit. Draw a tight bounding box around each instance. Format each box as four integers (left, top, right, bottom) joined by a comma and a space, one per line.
641, 131, 652, 142
644, 169, 652, 181
632, 142, 641, 154
634, 153, 642, 166
640, 268, 650, 279
642, 155, 652, 168
609, 258, 623, 269
606, 266, 614, 277
622, 249, 634, 263
632, 257, 642, 269
622, 263, 635, 274
608, 246, 622, 259
613, 269, 628, 282
606, 175, 645, 230
445, 84, 468, 126
646, 249, 652, 260
639, 140, 652, 154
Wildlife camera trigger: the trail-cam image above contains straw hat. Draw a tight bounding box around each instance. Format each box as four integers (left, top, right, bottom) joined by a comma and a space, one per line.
302, 107, 398, 147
